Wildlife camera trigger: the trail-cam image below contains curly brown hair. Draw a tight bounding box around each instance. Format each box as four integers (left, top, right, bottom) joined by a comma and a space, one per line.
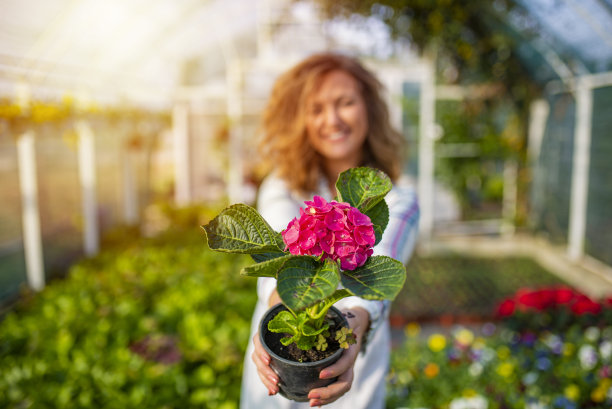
258, 52, 404, 195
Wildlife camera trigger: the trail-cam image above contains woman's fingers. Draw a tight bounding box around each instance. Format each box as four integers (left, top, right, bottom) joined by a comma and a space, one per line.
251, 332, 279, 395
306, 307, 370, 406
306, 342, 359, 406
307, 366, 354, 406
318, 341, 359, 380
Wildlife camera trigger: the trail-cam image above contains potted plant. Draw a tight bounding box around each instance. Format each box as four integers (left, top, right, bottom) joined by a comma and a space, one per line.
202, 167, 407, 401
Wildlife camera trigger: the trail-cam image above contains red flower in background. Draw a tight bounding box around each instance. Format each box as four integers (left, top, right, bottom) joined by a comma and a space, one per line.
495, 285, 608, 319
516, 288, 555, 311
571, 294, 602, 315
496, 299, 516, 317
554, 286, 576, 305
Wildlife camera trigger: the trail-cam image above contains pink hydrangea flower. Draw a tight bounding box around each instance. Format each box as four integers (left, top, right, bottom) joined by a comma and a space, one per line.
281, 196, 375, 270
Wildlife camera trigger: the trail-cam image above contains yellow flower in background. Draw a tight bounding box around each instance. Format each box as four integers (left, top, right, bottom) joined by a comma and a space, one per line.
497, 345, 511, 360
564, 384, 580, 401
424, 363, 439, 378
496, 362, 514, 378
405, 322, 421, 338
591, 378, 612, 402
455, 328, 474, 346
428, 334, 447, 352
473, 337, 486, 350
591, 387, 606, 403
462, 389, 478, 398
563, 342, 575, 357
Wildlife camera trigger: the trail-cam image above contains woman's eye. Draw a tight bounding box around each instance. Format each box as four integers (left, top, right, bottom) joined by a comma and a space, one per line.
340, 99, 355, 107
309, 106, 322, 115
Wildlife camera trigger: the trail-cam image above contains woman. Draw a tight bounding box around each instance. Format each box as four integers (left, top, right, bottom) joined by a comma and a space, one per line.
240, 52, 419, 409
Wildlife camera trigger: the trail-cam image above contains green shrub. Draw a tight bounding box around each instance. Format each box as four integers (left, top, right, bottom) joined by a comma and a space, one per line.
0, 232, 255, 409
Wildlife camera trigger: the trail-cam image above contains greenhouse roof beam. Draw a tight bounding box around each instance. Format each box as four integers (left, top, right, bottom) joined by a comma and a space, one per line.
566, 0, 612, 49
515, 0, 612, 74
595, 0, 612, 15
18, 0, 81, 78
109, 0, 206, 84
484, 4, 577, 82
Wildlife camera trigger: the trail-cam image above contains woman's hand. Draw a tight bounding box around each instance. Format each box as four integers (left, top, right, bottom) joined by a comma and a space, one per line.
251, 330, 279, 396
307, 307, 370, 407
250, 289, 283, 395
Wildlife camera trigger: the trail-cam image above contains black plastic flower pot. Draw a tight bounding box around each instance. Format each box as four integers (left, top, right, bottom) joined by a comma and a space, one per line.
259, 304, 347, 402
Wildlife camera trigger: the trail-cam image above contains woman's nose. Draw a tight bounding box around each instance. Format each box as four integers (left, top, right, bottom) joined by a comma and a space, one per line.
323, 107, 341, 126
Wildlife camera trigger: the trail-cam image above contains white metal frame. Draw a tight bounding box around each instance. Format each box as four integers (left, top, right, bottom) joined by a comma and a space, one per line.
76, 120, 99, 256
17, 131, 45, 291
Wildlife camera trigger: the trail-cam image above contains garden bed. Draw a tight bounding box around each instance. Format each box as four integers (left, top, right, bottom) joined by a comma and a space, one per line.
388, 286, 612, 409
391, 255, 568, 324
0, 228, 256, 409
1, 221, 609, 409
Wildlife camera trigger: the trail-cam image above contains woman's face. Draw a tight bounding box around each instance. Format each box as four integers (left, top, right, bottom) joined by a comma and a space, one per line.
305, 69, 368, 168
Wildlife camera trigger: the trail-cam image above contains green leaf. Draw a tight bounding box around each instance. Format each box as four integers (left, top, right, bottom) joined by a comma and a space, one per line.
301, 321, 329, 337
267, 310, 298, 335
316, 289, 353, 313
202, 204, 283, 254
281, 335, 298, 346
251, 250, 286, 263
335, 167, 392, 213
340, 255, 406, 301
295, 335, 315, 351
364, 199, 389, 246
277, 258, 340, 311
240, 254, 294, 277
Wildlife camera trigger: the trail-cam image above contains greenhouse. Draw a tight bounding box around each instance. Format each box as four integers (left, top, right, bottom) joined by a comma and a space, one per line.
1, 0, 612, 408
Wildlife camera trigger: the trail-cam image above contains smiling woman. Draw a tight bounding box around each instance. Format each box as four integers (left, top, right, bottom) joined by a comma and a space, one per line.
241, 52, 420, 409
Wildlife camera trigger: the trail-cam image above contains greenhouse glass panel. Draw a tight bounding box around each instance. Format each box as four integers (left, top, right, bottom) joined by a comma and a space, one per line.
531, 92, 575, 244
586, 85, 612, 265
0, 136, 27, 304
402, 82, 420, 177
35, 128, 83, 280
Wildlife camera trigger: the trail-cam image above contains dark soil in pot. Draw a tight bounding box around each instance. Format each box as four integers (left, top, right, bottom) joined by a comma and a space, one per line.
263, 324, 342, 363
259, 304, 348, 402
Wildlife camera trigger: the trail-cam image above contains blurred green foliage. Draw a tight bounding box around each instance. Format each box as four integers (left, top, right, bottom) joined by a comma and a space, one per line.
435, 100, 521, 218
315, 0, 541, 96
0, 224, 255, 409
315, 0, 542, 223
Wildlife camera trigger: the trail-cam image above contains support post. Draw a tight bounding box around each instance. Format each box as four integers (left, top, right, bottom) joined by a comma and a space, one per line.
527, 99, 550, 229
418, 60, 436, 248
122, 149, 138, 224
17, 131, 45, 291
173, 103, 191, 206
77, 120, 99, 256
568, 77, 593, 261
527, 99, 550, 165
501, 160, 518, 236
227, 59, 244, 204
